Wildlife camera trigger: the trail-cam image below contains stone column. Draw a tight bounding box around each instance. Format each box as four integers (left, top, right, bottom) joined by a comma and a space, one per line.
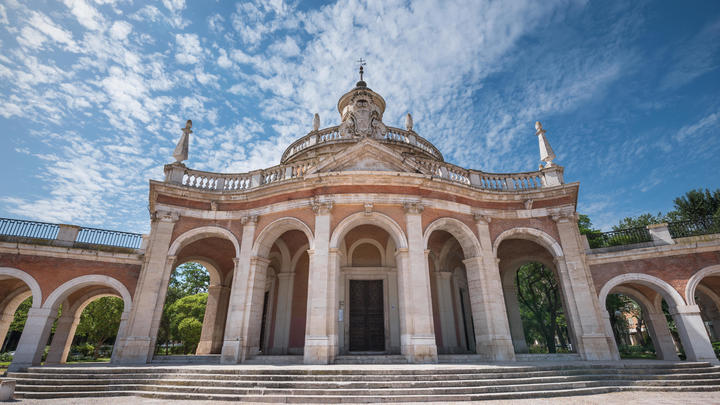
0, 313, 14, 351
670, 304, 719, 363
113, 210, 178, 364
471, 215, 515, 361
45, 312, 79, 365
271, 272, 295, 354
196, 285, 229, 355
599, 311, 621, 360
304, 200, 335, 364
399, 202, 437, 363
502, 278, 528, 353
552, 213, 615, 360
8, 307, 54, 371
645, 311, 679, 361
434, 271, 458, 353
245, 256, 271, 357
221, 216, 257, 364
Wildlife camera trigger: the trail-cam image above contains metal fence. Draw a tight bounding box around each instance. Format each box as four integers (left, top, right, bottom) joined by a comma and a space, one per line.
586, 226, 652, 248
0, 217, 59, 240
75, 227, 143, 249
0, 217, 143, 249
668, 216, 719, 239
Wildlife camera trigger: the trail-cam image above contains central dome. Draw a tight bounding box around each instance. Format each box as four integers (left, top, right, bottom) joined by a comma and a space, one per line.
280, 81, 443, 164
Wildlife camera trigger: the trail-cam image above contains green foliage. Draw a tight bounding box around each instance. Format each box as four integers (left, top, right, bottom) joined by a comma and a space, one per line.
672, 188, 720, 221
167, 292, 207, 342
612, 212, 665, 231
712, 341, 720, 358
0, 352, 12, 362
515, 262, 570, 353
169, 262, 210, 296
9, 297, 32, 333
75, 297, 123, 358
73, 343, 96, 358
178, 318, 203, 353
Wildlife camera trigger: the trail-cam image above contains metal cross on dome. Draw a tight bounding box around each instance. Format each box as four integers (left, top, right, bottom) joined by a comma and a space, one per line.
357, 58, 366, 81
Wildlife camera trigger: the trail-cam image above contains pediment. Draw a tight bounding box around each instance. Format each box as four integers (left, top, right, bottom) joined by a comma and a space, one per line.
308, 138, 427, 174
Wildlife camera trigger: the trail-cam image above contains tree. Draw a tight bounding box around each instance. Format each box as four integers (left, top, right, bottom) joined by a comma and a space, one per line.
612, 212, 665, 231
670, 188, 720, 221
8, 297, 32, 333
515, 262, 568, 353
75, 297, 124, 358
169, 262, 210, 296
177, 318, 202, 353
165, 293, 207, 353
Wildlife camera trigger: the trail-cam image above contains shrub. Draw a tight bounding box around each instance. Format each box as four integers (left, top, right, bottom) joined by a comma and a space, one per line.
0, 352, 12, 362
73, 343, 96, 358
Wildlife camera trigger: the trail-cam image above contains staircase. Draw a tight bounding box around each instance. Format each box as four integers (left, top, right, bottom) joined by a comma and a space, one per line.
8, 361, 720, 402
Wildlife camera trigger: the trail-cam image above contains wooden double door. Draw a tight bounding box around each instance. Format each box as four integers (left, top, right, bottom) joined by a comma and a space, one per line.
348, 280, 385, 352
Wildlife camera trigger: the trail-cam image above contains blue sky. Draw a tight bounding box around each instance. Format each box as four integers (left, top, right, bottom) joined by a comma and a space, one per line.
0, 0, 718, 233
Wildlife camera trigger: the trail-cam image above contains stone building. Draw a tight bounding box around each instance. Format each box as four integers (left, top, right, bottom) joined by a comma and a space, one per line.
1, 76, 718, 370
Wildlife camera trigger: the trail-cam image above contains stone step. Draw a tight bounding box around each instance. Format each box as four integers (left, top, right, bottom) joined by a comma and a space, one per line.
334, 355, 409, 364
243, 355, 304, 365
14, 385, 720, 402
151, 355, 220, 364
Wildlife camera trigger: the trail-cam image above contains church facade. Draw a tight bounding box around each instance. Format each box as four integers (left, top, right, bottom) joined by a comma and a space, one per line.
2, 77, 719, 370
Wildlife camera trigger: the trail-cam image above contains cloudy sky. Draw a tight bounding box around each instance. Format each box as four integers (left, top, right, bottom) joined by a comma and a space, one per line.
0, 0, 718, 233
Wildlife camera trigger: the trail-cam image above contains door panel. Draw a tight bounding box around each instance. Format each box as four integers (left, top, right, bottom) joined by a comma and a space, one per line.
349, 280, 385, 351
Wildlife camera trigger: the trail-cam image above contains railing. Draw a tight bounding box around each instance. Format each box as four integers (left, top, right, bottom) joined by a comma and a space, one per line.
0, 218, 59, 240
180, 159, 316, 192
668, 216, 719, 238
280, 126, 444, 163
415, 158, 549, 191
75, 227, 144, 249
0, 217, 143, 250
586, 227, 652, 248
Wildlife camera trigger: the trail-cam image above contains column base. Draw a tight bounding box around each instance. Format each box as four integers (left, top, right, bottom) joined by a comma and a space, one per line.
112, 337, 153, 364
402, 335, 438, 363
196, 339, 213, 355
475, 335, 515, 361
7, 362, 31, 372
303, 336, 336, 364
220, 339, 243, 364
577, 334, 616, 361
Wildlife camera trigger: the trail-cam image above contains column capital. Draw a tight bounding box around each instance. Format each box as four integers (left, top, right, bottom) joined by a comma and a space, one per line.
153, 210, 180, 223
241, 215, 258, 225
403, 202, 424, 215
311, 198, 334, 215
435, 271, 453, 279
473, 213, 492, 224
277, 272, 296, 280
250, 256, 272, 266
166, 255, 178, 266
551, 211, 576, 224
394, 247, 409, 257
669, 304, 702, 316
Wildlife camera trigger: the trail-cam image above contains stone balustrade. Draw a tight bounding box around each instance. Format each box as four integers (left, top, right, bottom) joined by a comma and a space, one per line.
280, 126, 444, 163
166, 156, 564, 194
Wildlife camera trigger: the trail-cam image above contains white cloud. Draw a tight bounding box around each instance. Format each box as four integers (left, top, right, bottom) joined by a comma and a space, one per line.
217, 49, 232, 68
268, 36, 300, 57
675, 111, 718, 142
63, 0, 106, 31
0, 5, 8, 25
175, 33, 202, 64
109, 20, 132, 40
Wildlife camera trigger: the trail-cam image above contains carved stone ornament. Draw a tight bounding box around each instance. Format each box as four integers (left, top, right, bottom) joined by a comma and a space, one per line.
173, 119, 192, 163
311, 198, 334, 214
551, 211, 574, 223
524, 199, 533, 210
364, 202, 373, 215
473, 213, 492, 224
241, 215, 258, 225
403, 202, 424, 215
153, 210, 180, 223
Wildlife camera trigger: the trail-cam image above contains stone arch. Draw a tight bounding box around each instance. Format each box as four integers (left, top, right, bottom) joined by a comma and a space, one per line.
697, 284, 720, 311
423, 217, 481, 259
330, 211, 408, 250
289, 243, 310, 273
168, 226, 241, 257
685, 265, 720, 305
347, 238, 386, 266
43, 275, 133, 313
253, 217, 314, 258
599, 273, 686, 310
174, 257, 224, 286
0, 267, 42, 308
492, 227, 563, 258
272, 238, 292, 273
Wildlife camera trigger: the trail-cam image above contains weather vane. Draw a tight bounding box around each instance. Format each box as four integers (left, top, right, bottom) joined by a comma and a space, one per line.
357, 58, 366, 81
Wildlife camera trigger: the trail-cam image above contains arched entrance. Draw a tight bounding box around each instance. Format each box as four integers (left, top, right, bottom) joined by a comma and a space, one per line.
10, 275, 132, 370
494, 229, 579, 356
600, 273, 717, 363
0, 268, 42, 355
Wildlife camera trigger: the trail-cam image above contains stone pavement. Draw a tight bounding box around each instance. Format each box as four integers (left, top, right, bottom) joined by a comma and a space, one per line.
10, 391, 720, 405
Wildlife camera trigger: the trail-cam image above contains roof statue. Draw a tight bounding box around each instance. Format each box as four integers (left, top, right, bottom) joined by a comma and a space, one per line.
405, 113, 413, 131
535, 121, 556, 167
173, 119, 192, 163
313, 113, 320, 131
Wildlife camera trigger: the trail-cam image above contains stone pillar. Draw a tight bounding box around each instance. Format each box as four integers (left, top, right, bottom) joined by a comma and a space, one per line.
196, 285, 229, 355
434, 271, 458, 353
670, 304, 719, 363
113, 210, 178, 364
599, 311, 621, 360
304, 200, 335, 364
0, 312, 15, 351
645, 311, 679, 361
8, 307, 54, 371
221, 216, 257, 364
45, 312, 79, 365
471, 215, 515, 360
245, 256, 271, 357
552, 213, 615, 360
399, 202, 437, 363
502, 278, 528, 353
271, 272, 295, 354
